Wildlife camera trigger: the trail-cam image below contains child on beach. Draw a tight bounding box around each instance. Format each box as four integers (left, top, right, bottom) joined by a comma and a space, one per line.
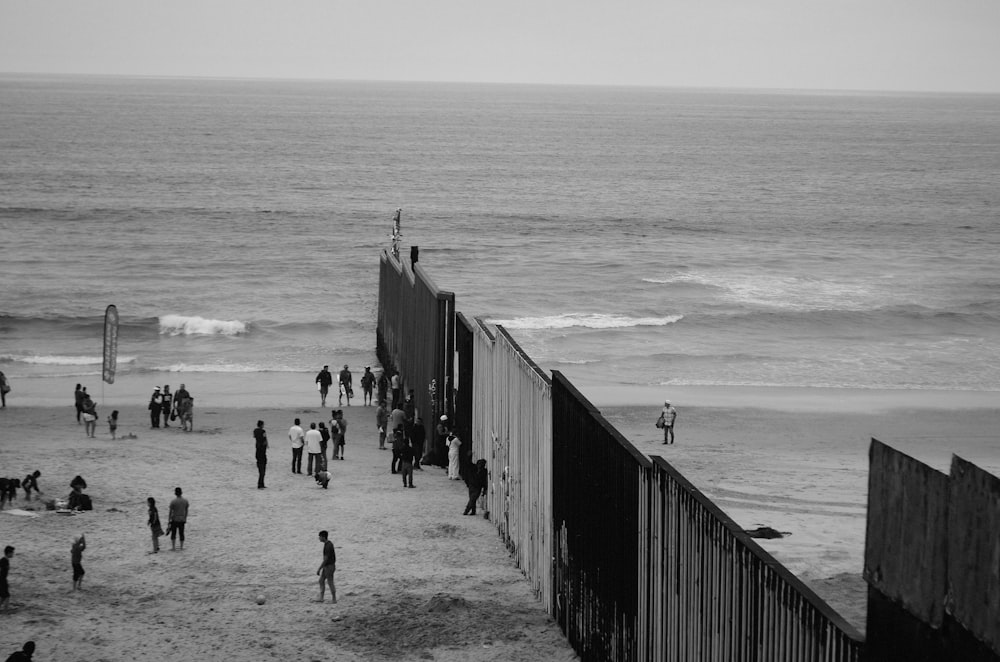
71, 534, 86, 590
22, 471, 41, 501
107, 410, 119, 440
147, 497, 163, 553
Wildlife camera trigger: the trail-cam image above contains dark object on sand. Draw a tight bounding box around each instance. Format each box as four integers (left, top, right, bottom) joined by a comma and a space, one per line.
745, 526, 790, 539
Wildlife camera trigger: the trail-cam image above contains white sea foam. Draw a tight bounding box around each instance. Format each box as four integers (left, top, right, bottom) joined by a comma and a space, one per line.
155, 363, 264, 373
159, 315, 248, 336
653, 272, 873, 311
1, 354, 137, 366
489, 313, 683, 330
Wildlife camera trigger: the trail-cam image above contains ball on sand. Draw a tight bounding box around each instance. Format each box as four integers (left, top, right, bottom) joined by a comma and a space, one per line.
256, 594, 266, 605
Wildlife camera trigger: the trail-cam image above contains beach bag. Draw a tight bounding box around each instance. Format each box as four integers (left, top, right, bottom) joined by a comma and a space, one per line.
655, 415, 665, 429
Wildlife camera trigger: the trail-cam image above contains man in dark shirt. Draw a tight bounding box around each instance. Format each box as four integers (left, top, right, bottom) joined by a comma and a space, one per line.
410, 417, 426, 470
399, 439, 415, 488
0, 546, 14, 612
338, 365, 353, 406
316, 530, 337, 603
315, 366, 333, 407
254, 420, 268, 489
5, 640, 35, 662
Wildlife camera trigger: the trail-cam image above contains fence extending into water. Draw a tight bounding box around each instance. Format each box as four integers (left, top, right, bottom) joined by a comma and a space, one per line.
377, 247, 998, 661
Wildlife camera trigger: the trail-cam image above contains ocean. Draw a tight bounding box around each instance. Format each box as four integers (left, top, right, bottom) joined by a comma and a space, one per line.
2, 74, 999, 407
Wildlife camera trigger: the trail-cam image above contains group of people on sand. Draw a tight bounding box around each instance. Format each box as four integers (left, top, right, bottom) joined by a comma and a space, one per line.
146, 487, 190, 554
73, 384, 100, 438
148, 383, 193, 431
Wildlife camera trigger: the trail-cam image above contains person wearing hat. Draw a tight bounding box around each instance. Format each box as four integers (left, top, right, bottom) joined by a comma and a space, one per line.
660, 401, 678, 444
148, 386, 163, 428
338, 364, 353, 406
360, 366, 375, 406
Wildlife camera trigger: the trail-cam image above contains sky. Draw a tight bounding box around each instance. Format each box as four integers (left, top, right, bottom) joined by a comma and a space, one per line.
2, 0, 999, 93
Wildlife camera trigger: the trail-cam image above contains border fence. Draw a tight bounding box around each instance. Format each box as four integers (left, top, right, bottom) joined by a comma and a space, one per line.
376, 247, 999, 662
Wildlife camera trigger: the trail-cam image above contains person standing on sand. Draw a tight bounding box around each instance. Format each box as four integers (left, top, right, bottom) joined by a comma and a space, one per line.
0, 370, 9, 408
71, 534, 86, 591
0, 546, 13, 612
334, 411, 347, 461
316, 530, 337, 603
390, 426, 406, 474
376, 370, 389, 407
399, 438, 415, 488
390, 370, 401, 409
147, 497, 164, 553
168, 487, 189, 551
315, 365, 333, 407
360, 366, 375, 406
338, 365, 353, 406
661, 401, 678, 444
254, 420, 268, 489
81, 397, 97, 438
446, 431, 462, 480
318, 422, 331, 466
289, 418, 305, 474
463, 459, 488, 515
160, 385, 173, 428
148, 386, 162, 428
375, 401, 388, 450
74, 383, 84, 423
305, 422, 323, 474
107, 410, 119, 440
410, 416, 426, 470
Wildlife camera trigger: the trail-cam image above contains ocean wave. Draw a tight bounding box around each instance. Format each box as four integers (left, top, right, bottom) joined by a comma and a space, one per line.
0, 354, 137, 366
159, 315, 248, 336
152, 363, 289, 373
489, 313, 684, 330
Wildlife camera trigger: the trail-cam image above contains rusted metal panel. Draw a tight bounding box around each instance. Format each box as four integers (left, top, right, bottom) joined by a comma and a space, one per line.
947, 455, 1000, 656
864, 439, 949, 626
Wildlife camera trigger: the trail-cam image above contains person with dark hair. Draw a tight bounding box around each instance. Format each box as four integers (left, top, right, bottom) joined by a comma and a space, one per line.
376, 370, 389, 407
288, 418, 304, 474
338, 365, 353, 406
334, 411, 347, 461
463, 459, 489, 516
360, 366, 375, 406
316, 530, 337, 603
375, 400, 388, 450
148, 386, 162, 428
168, 487, 189, 551
315, 365, 333, 407
147, 497, 164, 553
71, 534, 86, 590
254, 420, 268, 489
410, 416, 426, 470
74, 383, 84, 423
22, 471, 41, 501
318, 422, 331, 467
0, 546, 14, 612
390, 426, 406, 474
390, 370, 401, 409
0, 370, 9, 408
4, 640, 35, 661
160, 385, 173, 428
305, 422, 323, 475
399, 438, 415, 488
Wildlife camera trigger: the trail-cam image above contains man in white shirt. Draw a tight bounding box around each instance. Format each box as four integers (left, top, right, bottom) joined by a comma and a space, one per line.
304, 422, 324, 474
289, 418, 305, 474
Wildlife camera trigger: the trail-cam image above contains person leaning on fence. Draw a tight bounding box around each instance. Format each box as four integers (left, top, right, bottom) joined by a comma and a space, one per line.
463, 459, 488, 516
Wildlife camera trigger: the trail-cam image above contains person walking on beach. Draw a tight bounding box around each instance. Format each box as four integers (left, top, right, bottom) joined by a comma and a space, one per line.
375, 401, 388, 450
360, 366, 375, 406
305, 422, 323, 474
318, 422, 331, 466
254, 420, 268, 489
168, 487, 189, 551
71, 534, 86, 591
660, 401, 678, 444
160, 385, 173, 427
376, 371, 389, 407
334, 411, 347, 460
289, 418, 305, 474
148, 386, 162, 428
316, 530, 337, 603
147, 497, 164, 553
75, 384, 84, 423
338, 365, 353, 406
390, 371, 401, 409
315, 365, 333, 407
463, 459, 488, 515
0, 370, 9, 408
410, 416, 426, 470
81, 397, 97, 438
446, 431, 462, 480
390, 426, 406, 474
0, 546, 13, 612
107, 410, 119, 440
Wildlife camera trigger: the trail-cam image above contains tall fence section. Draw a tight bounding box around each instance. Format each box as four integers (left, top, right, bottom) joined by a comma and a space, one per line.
864, 440, 1000, 661
376, 248, 998, 662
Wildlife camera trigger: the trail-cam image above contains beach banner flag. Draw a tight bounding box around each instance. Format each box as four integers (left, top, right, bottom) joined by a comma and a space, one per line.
102, 304, 119, 384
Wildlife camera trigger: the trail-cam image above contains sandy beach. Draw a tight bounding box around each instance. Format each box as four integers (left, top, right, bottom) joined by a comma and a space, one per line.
1, 384, 997, 658
0, 403, 576, 661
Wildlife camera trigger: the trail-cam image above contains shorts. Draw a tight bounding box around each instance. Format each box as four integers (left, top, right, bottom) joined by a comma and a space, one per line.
82, 413, 96, 422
